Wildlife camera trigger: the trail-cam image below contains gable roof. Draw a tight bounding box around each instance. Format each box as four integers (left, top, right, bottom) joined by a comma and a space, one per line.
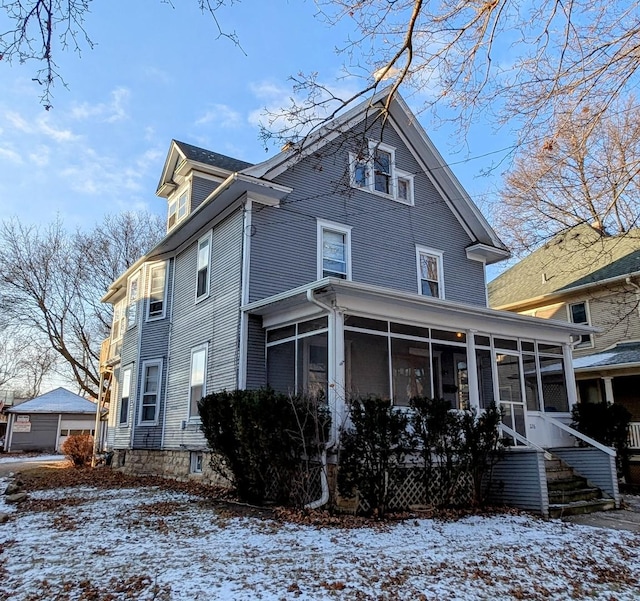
174, 140, 253, 172
156, 139, 254, 197
241, 88, 509, 262
488, 224, 640, 309
7, 387, 96, 414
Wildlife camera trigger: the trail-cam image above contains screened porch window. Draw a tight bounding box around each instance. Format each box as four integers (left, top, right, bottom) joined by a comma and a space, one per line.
266, 318, 329, 397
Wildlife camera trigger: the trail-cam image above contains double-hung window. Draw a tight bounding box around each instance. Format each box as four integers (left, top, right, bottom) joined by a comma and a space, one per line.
189, 345, 208, 419
140, 360, 162, 425
126, 273, 140, 329
349, 141, 414, 204
317, 219, 352, 280
119, 367, 132, 425
373, 148, 392, 194
168, 190, 189, 230
147, 262, 167, 320
196, 233, 211, 300
568, 301, 592, 347
416, 246, 444, 298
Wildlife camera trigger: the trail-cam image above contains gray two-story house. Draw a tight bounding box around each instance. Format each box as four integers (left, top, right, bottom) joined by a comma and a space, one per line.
100, 89, 619, 514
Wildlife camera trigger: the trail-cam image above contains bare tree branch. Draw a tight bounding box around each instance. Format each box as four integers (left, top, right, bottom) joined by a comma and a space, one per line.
494, 96, 640, 255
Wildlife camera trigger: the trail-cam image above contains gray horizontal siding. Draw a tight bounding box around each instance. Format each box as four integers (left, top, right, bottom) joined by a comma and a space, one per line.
551, 447, 620, 504
246, 315, 266, 390
191, 176, 220, 212
163, 209, 244, 451
488, 449, 548, 515
9, 414, 58, 452
249, 120, 486, 306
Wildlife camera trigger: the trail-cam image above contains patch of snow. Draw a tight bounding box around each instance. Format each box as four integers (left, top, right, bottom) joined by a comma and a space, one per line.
0, 485, 639, 600
0, 454, 66, 464
573, 352, 616, 369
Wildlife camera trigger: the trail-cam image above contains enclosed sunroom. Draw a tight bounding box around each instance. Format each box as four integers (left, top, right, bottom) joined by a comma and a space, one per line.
244, 279, 621, 514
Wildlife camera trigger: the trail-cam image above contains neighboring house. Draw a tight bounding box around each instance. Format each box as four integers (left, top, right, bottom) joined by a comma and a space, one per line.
99, 88, 618, 515
488, 224, 640, 484
4, 387, 96, 452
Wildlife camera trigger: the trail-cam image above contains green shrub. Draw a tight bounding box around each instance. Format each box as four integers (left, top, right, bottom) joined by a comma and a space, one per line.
571, 401, 631, 478
198, 388, 330, 506
61, 434, 94, 467
410, 398, 503, 507
460, 402, 504, 505
337, 397, 411, 518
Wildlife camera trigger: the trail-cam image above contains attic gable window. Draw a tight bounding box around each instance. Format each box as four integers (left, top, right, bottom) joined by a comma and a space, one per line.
168, 189, 189, 230
349, 141, 414, 205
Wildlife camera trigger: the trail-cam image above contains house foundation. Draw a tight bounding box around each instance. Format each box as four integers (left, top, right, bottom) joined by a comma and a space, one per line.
111, 449, 227, 488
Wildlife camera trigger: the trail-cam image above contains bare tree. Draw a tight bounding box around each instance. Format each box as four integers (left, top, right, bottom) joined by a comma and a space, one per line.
0, 211, 164, 397
494, 96, 640, 255
0, 0, 241, 109
257, 0, 640, 152
3, 1, 640, 142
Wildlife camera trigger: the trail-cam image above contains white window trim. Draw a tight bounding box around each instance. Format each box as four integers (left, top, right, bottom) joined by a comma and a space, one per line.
126, 272, 140, 330
317, 219, 352, 281
349, 141, 415, 205
415, 245, 445, 299
190, 451, 204, 474
111, 299, 126, 343
167, 186, 190, 231
146, 261, 168, 321
139, 359, 163, 426
119, 367, 133, 426
195, 232, 212, 303
567, 300, 594, 349
188, 344, 208, 421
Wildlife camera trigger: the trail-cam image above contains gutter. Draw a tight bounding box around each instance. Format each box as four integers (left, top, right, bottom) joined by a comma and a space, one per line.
303, 288, 336, 510
494, 269, 640, 312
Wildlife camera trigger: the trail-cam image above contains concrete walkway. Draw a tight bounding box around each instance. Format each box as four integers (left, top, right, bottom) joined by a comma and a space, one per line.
563, 495, 640, 532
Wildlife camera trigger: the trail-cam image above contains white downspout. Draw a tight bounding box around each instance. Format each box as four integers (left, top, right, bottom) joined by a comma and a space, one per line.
304, 288, 338, 510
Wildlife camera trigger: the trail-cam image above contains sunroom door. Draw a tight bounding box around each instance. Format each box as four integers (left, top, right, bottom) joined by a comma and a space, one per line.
495, 353, 527, 445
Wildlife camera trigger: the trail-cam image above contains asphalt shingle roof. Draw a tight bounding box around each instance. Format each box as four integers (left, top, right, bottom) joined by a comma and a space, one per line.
7, 387, 96, 414
573, 341, 640, 371
173, 140, 253, 172
488, 224, 640, 308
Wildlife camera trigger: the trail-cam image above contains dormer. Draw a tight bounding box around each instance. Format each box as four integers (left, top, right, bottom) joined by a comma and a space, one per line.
156, 140, 254, 232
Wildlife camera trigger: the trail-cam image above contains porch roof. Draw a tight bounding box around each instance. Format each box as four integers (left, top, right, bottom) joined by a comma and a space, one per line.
573, 341, 640, 373
242, 279, 594, 343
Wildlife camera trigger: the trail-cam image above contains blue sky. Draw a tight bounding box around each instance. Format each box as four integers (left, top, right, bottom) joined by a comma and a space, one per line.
0, 0, 513, 255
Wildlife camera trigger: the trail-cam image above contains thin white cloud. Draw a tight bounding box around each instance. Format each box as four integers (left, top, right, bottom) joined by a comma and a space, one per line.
196, 104, 243, 128
247, 78, 360, 139
0, 146, 23, 164
3, 109, 79, 142
28, 145, 50, 167
36, 118, 79, 142
70, 87, 130, 123
5, 111, 32, 133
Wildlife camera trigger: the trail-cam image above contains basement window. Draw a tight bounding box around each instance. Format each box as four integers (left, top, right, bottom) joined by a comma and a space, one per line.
190, 451, 203, 474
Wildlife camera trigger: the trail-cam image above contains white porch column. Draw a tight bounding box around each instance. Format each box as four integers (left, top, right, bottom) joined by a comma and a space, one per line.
466, 330, 480, 411
603, 377, 615, 404
328, 309, 347, 446
563, 342, 579, 410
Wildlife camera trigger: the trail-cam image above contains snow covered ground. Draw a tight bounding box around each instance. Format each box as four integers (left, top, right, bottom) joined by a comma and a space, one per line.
0, 453, 65, 464
1, 477, 639, 600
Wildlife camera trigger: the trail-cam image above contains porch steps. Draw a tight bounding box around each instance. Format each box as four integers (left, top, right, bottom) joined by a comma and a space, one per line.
545, 458, 615, 518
